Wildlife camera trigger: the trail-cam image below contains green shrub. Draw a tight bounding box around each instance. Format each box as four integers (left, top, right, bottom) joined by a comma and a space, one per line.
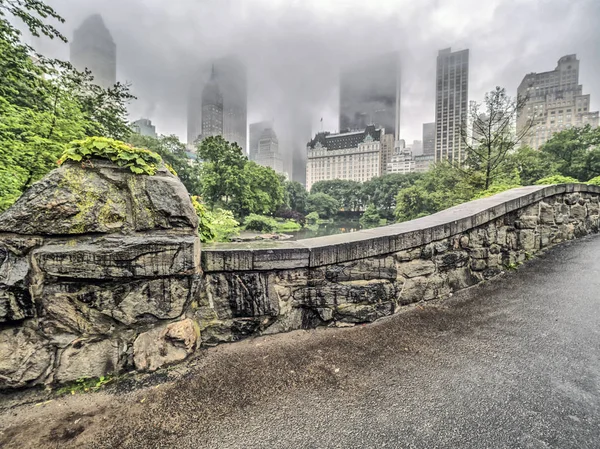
535, 175, 579, 185
359, 204, 381, 227
305, 211, 319, 223
58, 137, 162, 175
243, 214, 278, 232
587, 176, 600, 186
472, 183, 522, 199
276, 220, 302, 232
191, 196, 215, 243
208, 208, 240, 242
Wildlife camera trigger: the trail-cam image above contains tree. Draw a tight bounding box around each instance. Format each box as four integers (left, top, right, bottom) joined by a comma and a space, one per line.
127, 133, 201, 195
361, 173, 422, 218
197, 136, 246, 207
0, 2, 134, 212
503, 146, 557, 185
540, 125, 600, 181
306, 192, 340, 219
359, 204, 381, 228
284, 180, 308, 213
461, 87, 532, 189
310, 179, 362, 211
234, 161, 285, 216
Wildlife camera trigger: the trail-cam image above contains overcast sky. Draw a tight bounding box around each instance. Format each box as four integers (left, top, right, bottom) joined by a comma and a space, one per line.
33, 0, 600, 147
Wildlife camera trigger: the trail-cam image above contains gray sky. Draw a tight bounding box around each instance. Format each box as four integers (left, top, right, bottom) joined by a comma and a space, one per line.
34, 0, 600, 147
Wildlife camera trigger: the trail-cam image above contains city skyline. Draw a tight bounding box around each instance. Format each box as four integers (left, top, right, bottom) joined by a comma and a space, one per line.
30, 0, 599, 147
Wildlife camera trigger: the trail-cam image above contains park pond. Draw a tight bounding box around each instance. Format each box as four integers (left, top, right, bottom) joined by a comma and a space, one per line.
233, 219, 363, 242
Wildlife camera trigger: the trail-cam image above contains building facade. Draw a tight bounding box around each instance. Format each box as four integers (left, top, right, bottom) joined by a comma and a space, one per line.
188, 56, 247, 151
131, 118, 157, 138
339, 52, 401, 142
380, 133, 395, 175
434, 48, 469, 163
414, 154, 435, 173
70, 15, 116, 89
255, 128, 284, 175
249, 121, 273, 161
386, 147, 415, 174
201, 67, 224, 139
517, 54, 599, 150
306, 126, 383, 191
422, 122, 435, 156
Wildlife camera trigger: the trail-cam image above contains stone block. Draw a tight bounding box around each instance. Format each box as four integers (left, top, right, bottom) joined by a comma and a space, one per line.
447, 267, 481, 291
570, 203, 587, 220
393, 247, 422, 262
325, 256, 396, 282
515, 215, 539, 229
204, 272, 279, 319
55, 338, 122, 383
40, 277, 192, 329
0, 243, 34, 323
400, 274, 449, 304
397, 259, 436, 278
539, 202, 555, 224
33, 234, 199, 279
518, 229, 537, 251
295, 279, 396, 308
0, 326, 53, 388
434, 251, 469, 271
334, 302, 395, 323
133, 319, 199, 372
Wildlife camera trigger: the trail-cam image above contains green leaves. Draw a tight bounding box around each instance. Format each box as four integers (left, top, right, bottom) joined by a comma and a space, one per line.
58, 137, 162, 176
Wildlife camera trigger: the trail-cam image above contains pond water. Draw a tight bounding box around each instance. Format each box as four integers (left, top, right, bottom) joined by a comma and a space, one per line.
289, 219, 362, 240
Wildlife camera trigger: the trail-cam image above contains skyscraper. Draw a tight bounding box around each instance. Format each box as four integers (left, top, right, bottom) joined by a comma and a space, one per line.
131, 118, 157, 138
249, 121, 273, 161
70, 15, 116, 89
255, 128, 284, 175
187, 56, 247, 152
339, 52, 401, 142
422, 122, 435, 156
517, 54, 599, 150
434, 48, 469, 163
201, 67, 224, 139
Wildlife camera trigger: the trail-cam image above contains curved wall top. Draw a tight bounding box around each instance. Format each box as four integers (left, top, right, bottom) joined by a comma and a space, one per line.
201, 184, 600, 272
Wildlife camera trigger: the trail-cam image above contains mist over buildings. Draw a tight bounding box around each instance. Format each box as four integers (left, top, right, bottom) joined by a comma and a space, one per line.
33, 0, 600, 158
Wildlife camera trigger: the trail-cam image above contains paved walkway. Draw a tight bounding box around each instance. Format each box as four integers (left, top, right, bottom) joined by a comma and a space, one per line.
2, 235, 600, 448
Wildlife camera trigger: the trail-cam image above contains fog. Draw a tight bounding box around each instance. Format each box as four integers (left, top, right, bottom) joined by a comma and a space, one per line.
32, 0, 600, 153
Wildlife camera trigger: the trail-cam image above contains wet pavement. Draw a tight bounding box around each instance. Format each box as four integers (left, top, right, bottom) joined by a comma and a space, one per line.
2, 234, 600, 448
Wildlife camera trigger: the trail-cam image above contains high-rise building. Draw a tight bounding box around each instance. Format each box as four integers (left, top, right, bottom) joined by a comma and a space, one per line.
249, 121, 273, 161
380, 133, 395, 175
70, 15, 116, 89
201, 67, 224, 139
339, 52, 401, 142
306, 126, 384, 191
187, 57, 247, 152
409, 140, 423, 156
255, 128, 284, 175
422, 122, 435, 156
131, 118, 157, 138
291, 112, 312, 186
386, 147, 415, 174
434, 48, 469, 163
517, 54, 599, 150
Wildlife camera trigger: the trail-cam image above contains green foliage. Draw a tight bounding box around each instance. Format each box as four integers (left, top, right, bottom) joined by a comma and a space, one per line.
243, 214, 278, 232
534, 175, 579, 185
586, 176, 600, 186
359, 204, 382, 228
56, 375, 114, 395
235, 161, 285, 216
305, 211, 319, 223
306, 192, 340, 219
128, 133, 201, 195
0, 4, 134, 212
275, 220, 302, 232
361, 173, 421, 217
395, 163, 475, 222
58, 137, 162, 175
191, 196, 215, 243
540, 125, 600, 181
311, 179, 363, 211
284, 180, 308, 213
504, 146, 557, 185
205, 208, 240, 242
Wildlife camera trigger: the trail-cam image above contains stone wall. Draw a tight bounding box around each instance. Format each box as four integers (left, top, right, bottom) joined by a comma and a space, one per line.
196, 184, 600, 344
0, 161, 201, 389
2, 172, 599, 390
